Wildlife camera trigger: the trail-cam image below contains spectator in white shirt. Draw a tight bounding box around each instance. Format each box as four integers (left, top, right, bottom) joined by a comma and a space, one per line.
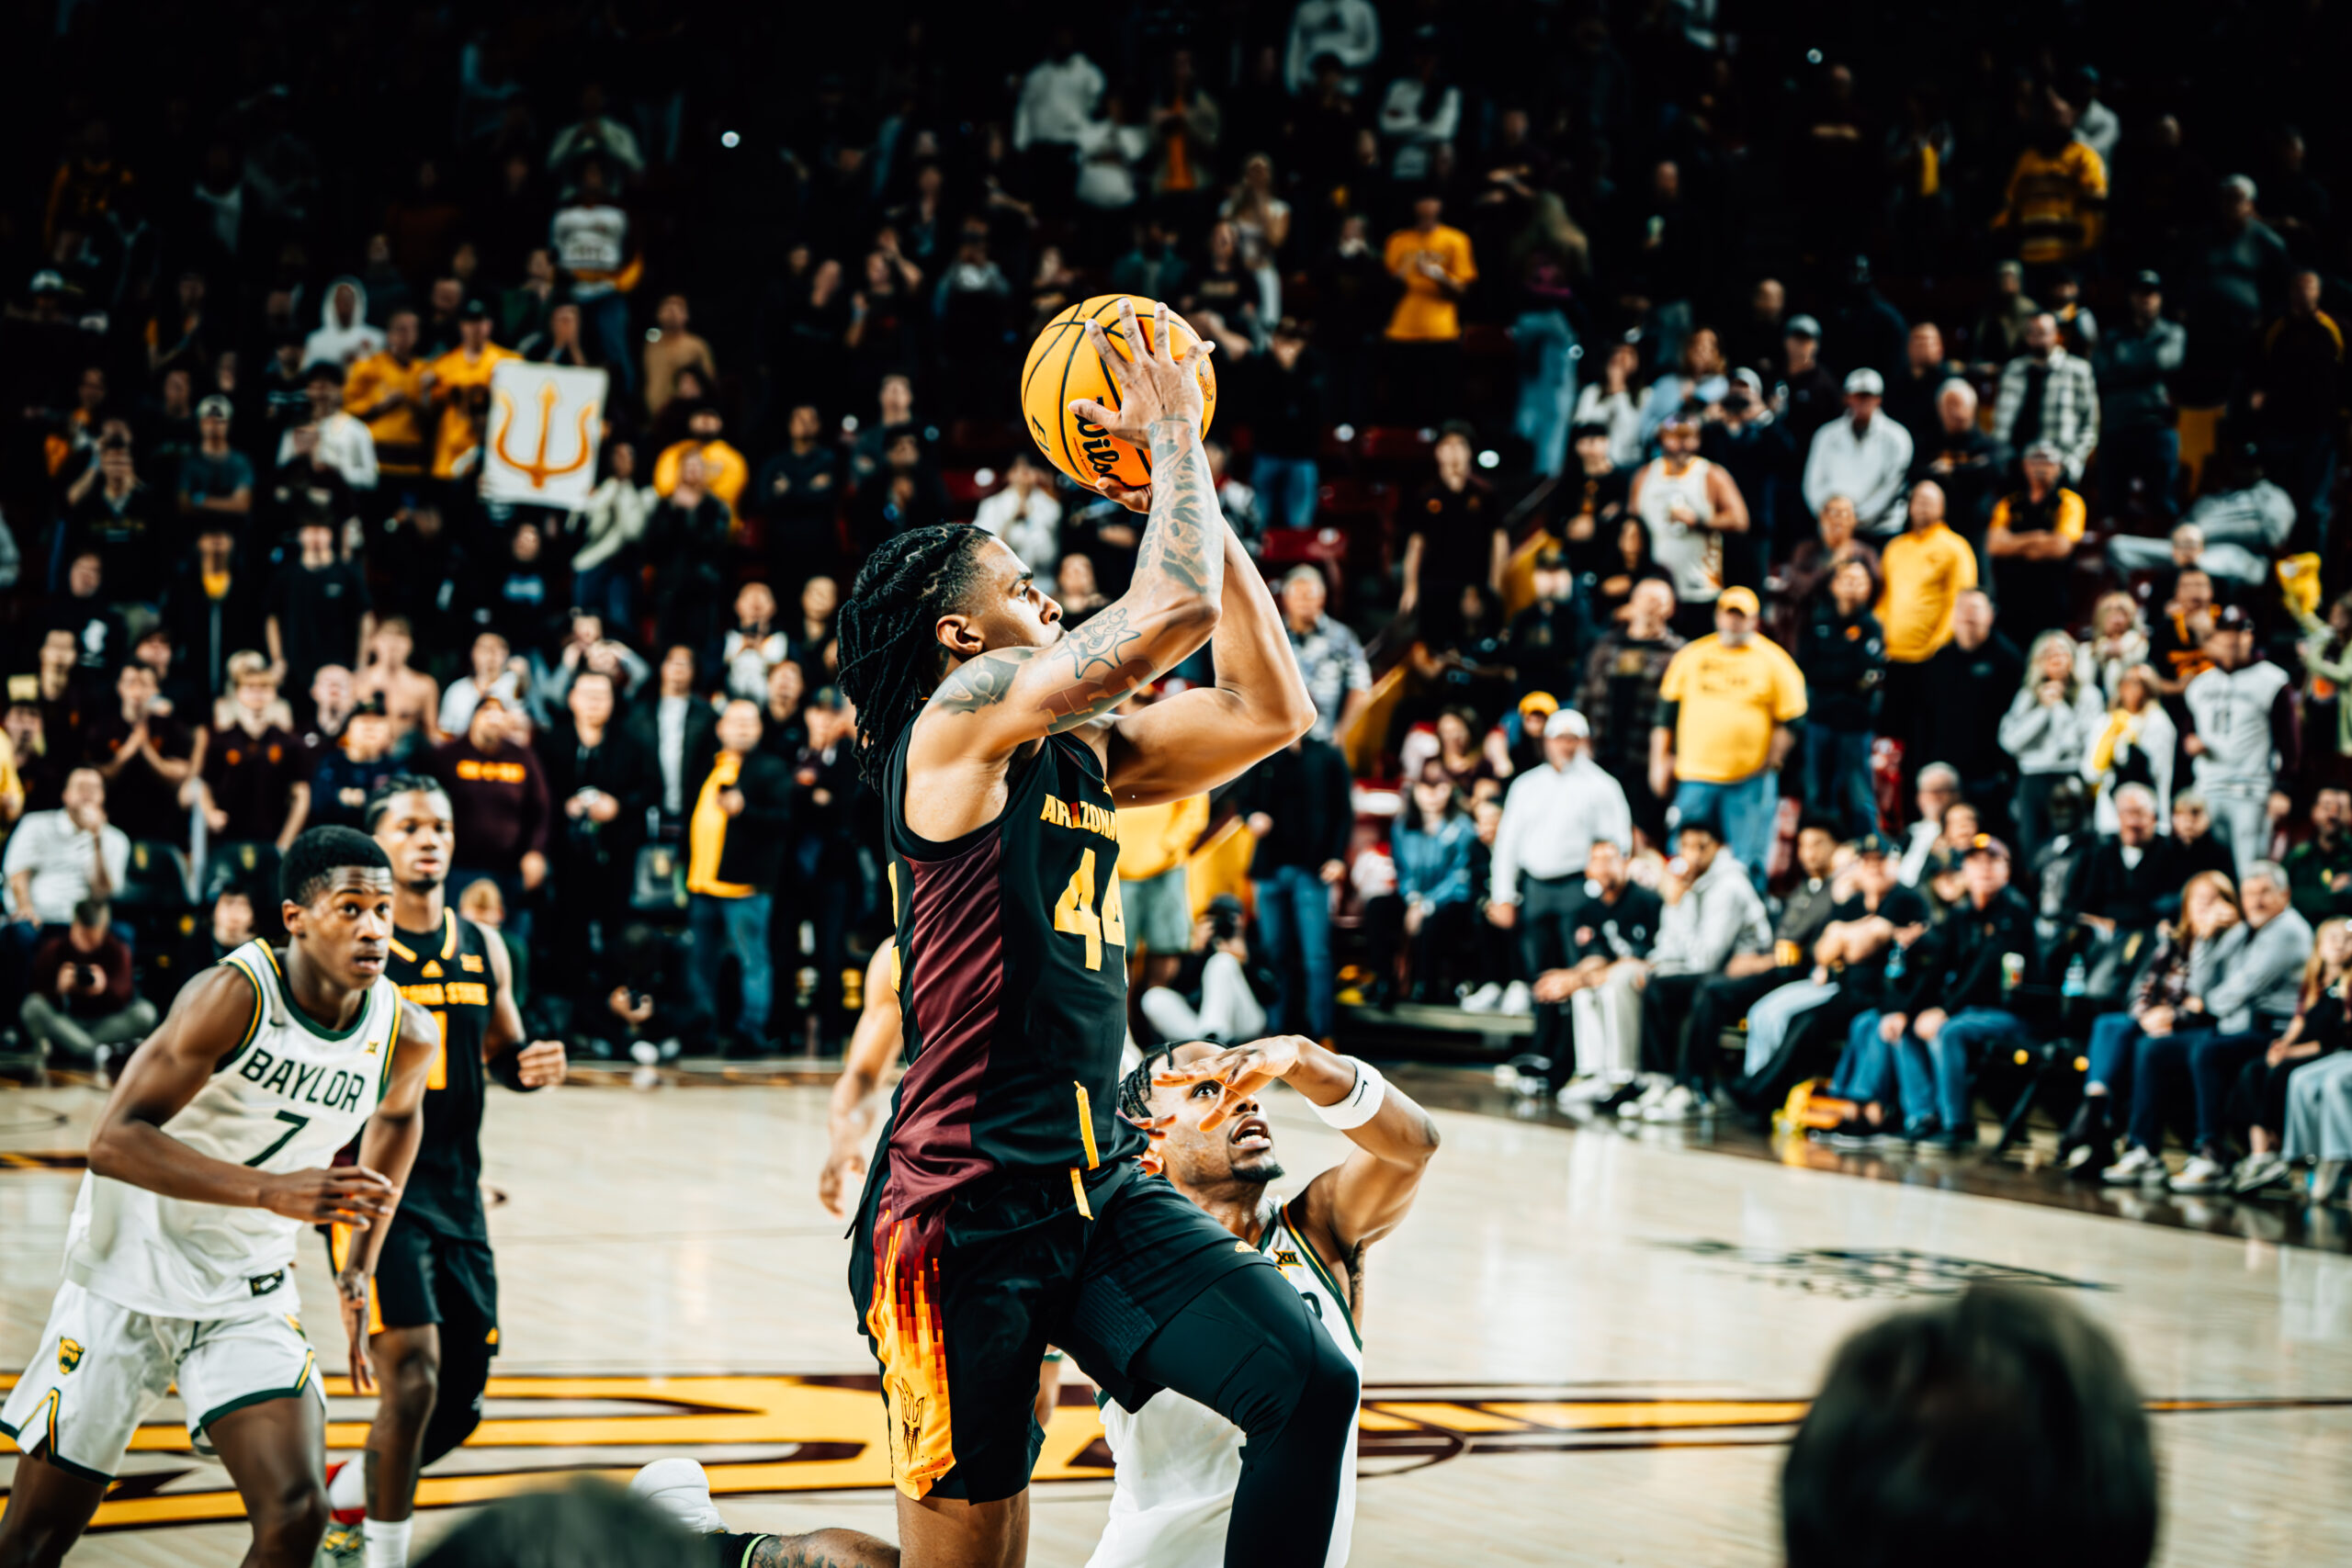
3, 768, 131, 999
1285, 0, 1382, 95
1899, 763, 1963, 886
973, 454, 1063, 570
1012, 31, 1106, 152
1804, 367, 1916, 535
1487, 709, 1634, 967
438, 630, 526, 737
276, 362, 379, 491
1377, 40, 1461, 182
723, 582, 792, 703
1572, 340, 1646, 468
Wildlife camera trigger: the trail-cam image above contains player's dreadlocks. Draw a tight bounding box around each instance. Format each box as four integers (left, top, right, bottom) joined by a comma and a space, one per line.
836, 523, 993, 786
1116, 1043, 1183, 1129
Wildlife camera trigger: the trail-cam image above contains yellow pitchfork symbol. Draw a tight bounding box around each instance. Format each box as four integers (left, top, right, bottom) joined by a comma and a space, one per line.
492, 379, 596, 489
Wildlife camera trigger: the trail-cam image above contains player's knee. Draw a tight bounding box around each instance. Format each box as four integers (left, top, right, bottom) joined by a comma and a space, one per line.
248, 1480, 329, 1560
1227, 1301, 1359, 1442
1289, 1322, 1361, 1441
385, 1348, 441, 1427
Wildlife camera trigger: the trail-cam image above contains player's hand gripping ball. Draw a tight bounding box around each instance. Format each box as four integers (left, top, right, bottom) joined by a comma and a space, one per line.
1021, 294, 1218, 491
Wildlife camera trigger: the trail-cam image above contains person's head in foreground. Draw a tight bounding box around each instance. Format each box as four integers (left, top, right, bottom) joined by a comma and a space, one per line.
1781, 1283, 2156, 1568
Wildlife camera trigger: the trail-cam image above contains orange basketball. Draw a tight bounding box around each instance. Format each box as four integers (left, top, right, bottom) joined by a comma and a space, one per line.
1019, 294, 1218, 490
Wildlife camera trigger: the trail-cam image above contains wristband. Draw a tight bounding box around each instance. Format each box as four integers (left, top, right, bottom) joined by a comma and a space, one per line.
1311, 1059, 1386, 1131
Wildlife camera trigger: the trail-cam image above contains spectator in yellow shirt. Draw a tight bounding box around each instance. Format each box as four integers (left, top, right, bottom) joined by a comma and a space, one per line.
1384, 195, 1477, 424
345, 307, 431, 477
1650, 587, 1807, 887
1993, 90, 2108, 269
1876, 479, 1980, 761
1115, 789, 1212, 1010
427, 299, 520, 479
652, 403, 751, 512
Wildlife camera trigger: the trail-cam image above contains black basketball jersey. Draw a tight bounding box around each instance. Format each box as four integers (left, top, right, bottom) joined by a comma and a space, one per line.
386, 908, 501, 1238
870, 725, 1144, 1216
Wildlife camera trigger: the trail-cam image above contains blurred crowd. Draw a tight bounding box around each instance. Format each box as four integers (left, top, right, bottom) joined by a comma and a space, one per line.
5, 2, 2352, 1193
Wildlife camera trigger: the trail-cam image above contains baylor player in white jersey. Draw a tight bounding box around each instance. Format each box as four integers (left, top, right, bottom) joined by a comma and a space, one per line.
1090, 1035, 1441, 1568
0, 827, 438, 1568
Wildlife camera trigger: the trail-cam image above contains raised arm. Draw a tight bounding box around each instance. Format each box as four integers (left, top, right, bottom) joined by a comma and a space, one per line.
912, 299, 1225, 766
1101, 519, 1317, 805
1157, 1035, 1440, 1273
820, 944, 904, 1220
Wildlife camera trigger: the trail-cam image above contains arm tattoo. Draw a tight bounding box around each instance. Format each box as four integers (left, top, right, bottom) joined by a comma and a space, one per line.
1137, 418, 1225, 603
927, 648, 1039, 716
1041, 605, 1154, 733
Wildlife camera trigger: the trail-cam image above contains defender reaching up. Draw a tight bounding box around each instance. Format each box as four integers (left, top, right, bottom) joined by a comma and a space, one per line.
0, 828, 438, 1568
834, 297, 1331, 1568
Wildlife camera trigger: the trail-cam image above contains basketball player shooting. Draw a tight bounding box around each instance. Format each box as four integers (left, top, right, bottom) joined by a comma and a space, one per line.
833, 296, 1347, 1568
1091, 1037, 1439, 1568
0, 827, 438, 1568
310, 777, 570, 1568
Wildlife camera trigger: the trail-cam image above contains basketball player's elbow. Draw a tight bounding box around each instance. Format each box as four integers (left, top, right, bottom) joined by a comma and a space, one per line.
1263, 673, 1318, 745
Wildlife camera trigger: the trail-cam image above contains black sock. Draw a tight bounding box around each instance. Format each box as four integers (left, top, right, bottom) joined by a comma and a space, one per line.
1125, 1263, 1359, 1568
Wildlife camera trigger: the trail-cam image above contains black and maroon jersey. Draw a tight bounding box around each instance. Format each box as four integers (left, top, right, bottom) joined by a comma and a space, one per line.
868, 725, 1145, 1217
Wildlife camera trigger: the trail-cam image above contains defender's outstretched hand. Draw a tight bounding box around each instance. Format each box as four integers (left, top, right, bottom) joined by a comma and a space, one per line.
1153, 1035, 1309, 1130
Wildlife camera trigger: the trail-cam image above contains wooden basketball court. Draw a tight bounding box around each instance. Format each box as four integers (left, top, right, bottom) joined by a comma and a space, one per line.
6, 1065, 2351, 1565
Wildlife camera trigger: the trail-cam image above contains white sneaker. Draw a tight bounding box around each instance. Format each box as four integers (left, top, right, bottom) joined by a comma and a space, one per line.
1643, 1084, 1707, 1122
1557, 1076, 1613, 1106
1617, 1077, 1671, 1120
2099, 1146, 2165, 1186
2233, 1152, 2290, 1194
1461, 983, 1505, 1013
1498, 981, 1533, 1016
629, 1039, 661, 1066
630, 1458, 729, 1534
2169, 1154, 2231, 1194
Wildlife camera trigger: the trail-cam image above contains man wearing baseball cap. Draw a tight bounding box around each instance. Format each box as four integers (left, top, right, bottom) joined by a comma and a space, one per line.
1651, 585, 1807, 889
1781, 314, 1842, 446
1843, 833, 2039, 1152
2090, 271, 2186, 520
2181, 604, 2295, 881
1985, 442, 2086, 637
1803, 366, 1915, 535
427, 295, 516, 479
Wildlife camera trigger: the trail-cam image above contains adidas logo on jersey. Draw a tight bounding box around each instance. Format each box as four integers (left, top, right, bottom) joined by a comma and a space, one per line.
234, 1048, 370, 1115
422, 960, 444, 978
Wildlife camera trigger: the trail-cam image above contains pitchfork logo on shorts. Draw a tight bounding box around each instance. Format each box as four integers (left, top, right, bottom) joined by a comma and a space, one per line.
56, 1338, 82, 1374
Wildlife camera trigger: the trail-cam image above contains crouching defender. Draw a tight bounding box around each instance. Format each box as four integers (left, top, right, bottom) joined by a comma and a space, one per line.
1090, 1037, 1439, 1567
0, 828, 437, 1568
